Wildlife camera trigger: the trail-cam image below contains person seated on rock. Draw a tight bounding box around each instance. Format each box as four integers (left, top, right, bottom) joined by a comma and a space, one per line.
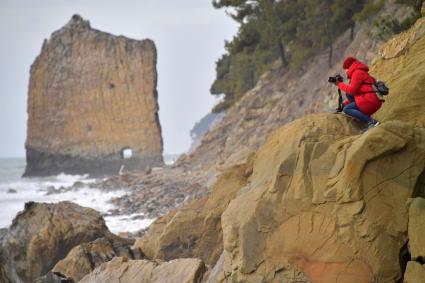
333, 57, 382, 130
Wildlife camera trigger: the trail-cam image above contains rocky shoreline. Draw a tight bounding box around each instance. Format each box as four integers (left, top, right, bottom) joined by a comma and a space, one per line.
106, 167, 209, 219
30, 165, 211, 238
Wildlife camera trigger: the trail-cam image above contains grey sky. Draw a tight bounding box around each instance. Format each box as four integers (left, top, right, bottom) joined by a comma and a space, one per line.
0, 0, 237, 157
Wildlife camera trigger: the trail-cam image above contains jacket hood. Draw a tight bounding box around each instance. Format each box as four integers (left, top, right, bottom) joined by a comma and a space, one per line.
346, 60, 369, 79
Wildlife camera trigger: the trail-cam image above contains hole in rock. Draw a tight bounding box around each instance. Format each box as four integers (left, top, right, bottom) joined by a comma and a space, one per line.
121, 147, 133, 159
108, 83, 115, 89
397, 242, 411, 283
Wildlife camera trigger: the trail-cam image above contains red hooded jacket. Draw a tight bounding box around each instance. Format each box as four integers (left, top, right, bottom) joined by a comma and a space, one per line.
337, 60, 382, 115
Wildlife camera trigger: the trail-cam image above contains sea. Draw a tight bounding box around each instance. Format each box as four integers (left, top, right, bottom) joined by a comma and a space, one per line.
0, 158, 157, 234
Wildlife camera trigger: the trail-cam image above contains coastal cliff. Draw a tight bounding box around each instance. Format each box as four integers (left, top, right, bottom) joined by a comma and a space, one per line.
2, 4, 425, 283
24, 15, 163, 177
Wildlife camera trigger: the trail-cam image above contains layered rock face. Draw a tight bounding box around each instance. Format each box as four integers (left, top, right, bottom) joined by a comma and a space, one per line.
218, 114, 425, 282
144, 115, 425, 282
24, 14, 163, 177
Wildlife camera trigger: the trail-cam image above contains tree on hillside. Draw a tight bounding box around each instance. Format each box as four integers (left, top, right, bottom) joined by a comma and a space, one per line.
211, 0, 294, 112
215, 0, 292, 67
212, 0, 257, 23
331, 0, 366, 40
297, 0, 335, 67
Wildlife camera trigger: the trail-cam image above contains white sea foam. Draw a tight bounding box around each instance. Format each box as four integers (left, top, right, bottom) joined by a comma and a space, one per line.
104, 213, 155, 234
0, 167, 154, 234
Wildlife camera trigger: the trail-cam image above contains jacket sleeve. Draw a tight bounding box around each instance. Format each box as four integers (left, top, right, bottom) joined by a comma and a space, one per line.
338, 70, 365, 95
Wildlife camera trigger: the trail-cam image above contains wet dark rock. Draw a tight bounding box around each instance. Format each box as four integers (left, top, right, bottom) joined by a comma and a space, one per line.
71, 181, 85, 189
44, 186, 62, 195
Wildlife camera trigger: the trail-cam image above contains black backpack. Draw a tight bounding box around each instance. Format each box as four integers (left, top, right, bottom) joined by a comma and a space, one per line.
363, 80, 390, 102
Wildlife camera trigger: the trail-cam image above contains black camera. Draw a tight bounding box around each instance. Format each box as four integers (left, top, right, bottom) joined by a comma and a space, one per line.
328, 74, 343, 83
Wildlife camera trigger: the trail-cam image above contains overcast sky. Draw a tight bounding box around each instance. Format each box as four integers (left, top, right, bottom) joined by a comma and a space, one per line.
0, 0, 238, 157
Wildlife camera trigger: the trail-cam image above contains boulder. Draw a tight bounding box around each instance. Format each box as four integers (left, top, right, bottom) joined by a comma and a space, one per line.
24, 14, 163, 177
45, 236, 140, 282
79, 257, 207, 283
135, 197, 208, 260
205, 252, 226, 283
134, 162, 251, 266
218, 113, 425, 282
404, 261, 425, 283
1, 201, 113, 282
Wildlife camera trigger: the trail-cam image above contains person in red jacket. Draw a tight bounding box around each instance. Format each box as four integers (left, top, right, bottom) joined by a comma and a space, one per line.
335, 57, 382, 129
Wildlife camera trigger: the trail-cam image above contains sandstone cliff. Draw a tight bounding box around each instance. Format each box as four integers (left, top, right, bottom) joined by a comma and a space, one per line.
217, 115, 425, 282
124, 6, 425, 283
24, 14, 163, 177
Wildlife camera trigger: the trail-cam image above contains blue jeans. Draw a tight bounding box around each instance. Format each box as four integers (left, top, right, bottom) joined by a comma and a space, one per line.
343, 94, 372, 123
